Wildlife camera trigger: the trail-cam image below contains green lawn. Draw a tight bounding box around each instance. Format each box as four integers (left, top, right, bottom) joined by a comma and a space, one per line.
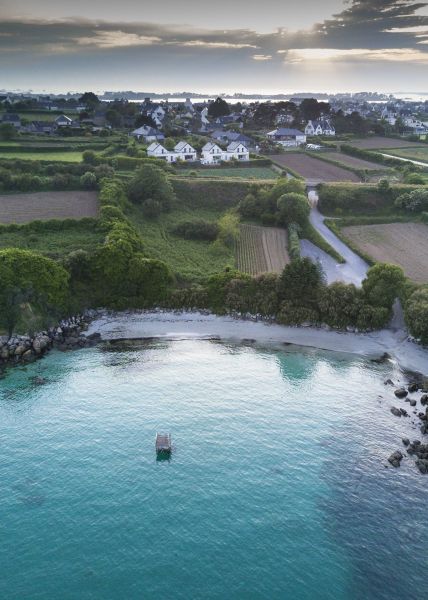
0, 225, 103, 260
380, 147, 428, 163
129, 205, 235, 282
0, 151, 83, 162
177, 167, 278, 180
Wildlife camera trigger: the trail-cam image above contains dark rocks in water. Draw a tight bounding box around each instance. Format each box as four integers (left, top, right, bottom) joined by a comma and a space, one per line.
86, 332, 102, 342
420, 394, 428, 407
416, 459, 428, 474
394, 388, 408, 399
408, 382, 419, 393
390, 407, 402, 417
371, 353, 391, 364
384, 378, 394, 386
399, 408, 408, 417
388, 450, 403, 467
402, 438, 410, 446
409, 400, 417, 407
31, 376, 47, 386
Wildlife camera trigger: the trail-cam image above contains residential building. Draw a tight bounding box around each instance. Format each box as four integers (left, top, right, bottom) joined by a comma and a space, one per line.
2, 113, 21, 129
267, 128, 306, 146
305, 119, 336, 136
147, 142, 176, 163
131, 126, 165, 142
222, 142, 250, 161
174, 141, 197, 161
201, 142, 223, 164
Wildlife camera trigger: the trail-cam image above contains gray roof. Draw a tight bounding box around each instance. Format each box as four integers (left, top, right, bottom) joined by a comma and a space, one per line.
269, 128, 305, 136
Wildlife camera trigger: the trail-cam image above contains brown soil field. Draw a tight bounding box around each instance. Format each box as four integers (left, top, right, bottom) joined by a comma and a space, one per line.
0, 191, 99, 224
349, 137, 427, 150
271, 153, 360, 183
342, 222, 428, 283
236, 224, 289, 275
322, 152, 388, 171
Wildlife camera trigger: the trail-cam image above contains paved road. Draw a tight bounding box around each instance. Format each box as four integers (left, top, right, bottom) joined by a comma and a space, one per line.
303, 203, 369, 287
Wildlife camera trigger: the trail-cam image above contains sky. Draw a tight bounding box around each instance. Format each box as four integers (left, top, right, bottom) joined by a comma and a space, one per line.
1, 0, 428, 94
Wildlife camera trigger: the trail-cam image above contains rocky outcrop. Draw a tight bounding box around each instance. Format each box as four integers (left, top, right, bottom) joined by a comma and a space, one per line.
394, 388, 408, 399
388, 451, 403, 467
0, 312, 102, 370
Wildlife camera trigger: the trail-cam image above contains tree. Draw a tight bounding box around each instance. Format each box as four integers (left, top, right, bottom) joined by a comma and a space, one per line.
82, 150, 98, 165
127, 164, 175, 211
80, 171, 98, 190
78, 92, 100, 110
106, 109, 122, 128
0, 249, 69, 337
299, 99, 330, 121
278, 257, 325, 307
277, 193, 310, 227
208, 97, 231, 118
0, 123, 16, 141
405, 287, 428, 344
362, 263, 406, 310
134, 114, 156, 129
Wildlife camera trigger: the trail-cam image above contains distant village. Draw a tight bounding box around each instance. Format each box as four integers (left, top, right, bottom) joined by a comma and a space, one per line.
1, 91, 428, 164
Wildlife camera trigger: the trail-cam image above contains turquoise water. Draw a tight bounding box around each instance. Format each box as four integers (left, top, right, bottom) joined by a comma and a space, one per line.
0, 339, 426, 600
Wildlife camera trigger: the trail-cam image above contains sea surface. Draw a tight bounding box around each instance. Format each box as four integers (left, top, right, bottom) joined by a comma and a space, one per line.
0, 339, 426, 600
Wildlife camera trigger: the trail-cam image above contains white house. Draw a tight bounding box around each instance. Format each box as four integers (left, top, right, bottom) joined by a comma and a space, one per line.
267, 128, 306, 147
174, 141, 197, 162
222, 142, 249, 162
201, 142, 223, 164
147, 142, 176, 163
305, 119, 336, 136
55, 115, 73, 127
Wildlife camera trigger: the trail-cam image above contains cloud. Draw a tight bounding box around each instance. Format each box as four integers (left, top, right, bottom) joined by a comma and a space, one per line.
284, 47, 428, 63
252, 54, 273, 60
75, 31, 161, 48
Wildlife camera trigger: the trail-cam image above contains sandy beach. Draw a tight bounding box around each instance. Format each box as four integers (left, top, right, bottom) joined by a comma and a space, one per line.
87, 311, 428, 377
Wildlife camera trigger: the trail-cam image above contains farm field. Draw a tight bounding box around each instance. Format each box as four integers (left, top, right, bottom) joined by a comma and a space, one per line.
341, 222, 428, 283
0, 151, 83, 162
129, 205, 234, 282
180, 167, 279, 180
318, 151, 390, 171
270, 153, 360, 183
378, 146, 428, 163
236, 224, 289, 275
349, 137, 427, 150
0, 223, 103, 259
0, 191, 98, 224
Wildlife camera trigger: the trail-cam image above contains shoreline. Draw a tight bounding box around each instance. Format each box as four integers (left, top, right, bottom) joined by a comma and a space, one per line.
87, 310, 428, 378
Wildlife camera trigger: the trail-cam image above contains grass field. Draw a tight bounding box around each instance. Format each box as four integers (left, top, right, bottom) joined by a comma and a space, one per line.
378, 147, 428, 164
341, 222, 428, 283
0, 224, 103, 260
349, 137, 427, 150
318, 151, 390, 171
271, 153, 360, 183
236, 224, 289, 275
0, 151, 83, 162
129, 205, 234, 282
178, 167, 278, 180
0, 191, 98, 224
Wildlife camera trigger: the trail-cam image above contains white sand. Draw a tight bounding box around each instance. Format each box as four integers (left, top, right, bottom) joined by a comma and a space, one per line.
87, 311, 428, 377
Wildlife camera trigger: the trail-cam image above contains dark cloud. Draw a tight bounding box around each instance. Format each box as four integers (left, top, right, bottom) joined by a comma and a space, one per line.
0, 0, 427, 91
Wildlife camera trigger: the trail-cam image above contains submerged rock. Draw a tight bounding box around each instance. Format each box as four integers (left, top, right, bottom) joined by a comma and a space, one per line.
402, 438, 410, 446
394, 388, 408, 399
408, 382, 419, 393
390, 407, 402, 417
388, 451, 403, 467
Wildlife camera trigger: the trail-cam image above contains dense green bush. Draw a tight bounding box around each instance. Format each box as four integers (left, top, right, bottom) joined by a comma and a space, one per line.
394, 188, 428, 212
171, 220, 219, 241
128, 164, 175, 211
405, 287, 428, 344
362, 263, 406, 310
277, 192, 310, 228
287, 224, 301, 261
0, 248, 69, 336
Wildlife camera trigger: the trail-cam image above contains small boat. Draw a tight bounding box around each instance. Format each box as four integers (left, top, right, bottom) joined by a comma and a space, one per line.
155, 433, 172, 455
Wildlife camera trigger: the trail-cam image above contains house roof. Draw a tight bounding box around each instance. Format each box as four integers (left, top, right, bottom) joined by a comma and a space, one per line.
268, 128, 305, 136
2, 113, 20, 122
147, 142, 164, 152
202, 142, 221, 152
227, 141, 248, 151
175, 141, 196, 152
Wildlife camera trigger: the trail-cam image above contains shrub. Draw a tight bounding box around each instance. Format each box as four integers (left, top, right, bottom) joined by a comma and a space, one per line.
287, 223, 301, 261
277, 192, 310, 228
128, 163, 175, 211
362, 263, 406, 310
217, 212, 240, 248
171, 220, 219, 241
80, 171, 98, 190
82, 150, 98, 165
405, 287, 428, 343
141, 198, 162, 219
